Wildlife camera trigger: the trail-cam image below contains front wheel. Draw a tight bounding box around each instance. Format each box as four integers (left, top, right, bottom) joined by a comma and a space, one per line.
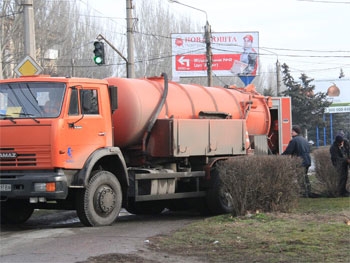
76, 171, 122, 226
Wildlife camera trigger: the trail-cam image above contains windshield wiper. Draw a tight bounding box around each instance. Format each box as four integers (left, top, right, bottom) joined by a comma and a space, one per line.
17, 113, 40, 123
0, 114, 17, 124
0, 113, 40, 123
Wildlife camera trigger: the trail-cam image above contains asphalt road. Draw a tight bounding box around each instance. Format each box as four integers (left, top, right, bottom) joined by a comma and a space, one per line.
0, 209, 205, 263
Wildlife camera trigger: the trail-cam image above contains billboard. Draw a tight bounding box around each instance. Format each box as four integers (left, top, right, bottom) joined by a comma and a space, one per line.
315, 79, 350, 112
171, 32, 259, 80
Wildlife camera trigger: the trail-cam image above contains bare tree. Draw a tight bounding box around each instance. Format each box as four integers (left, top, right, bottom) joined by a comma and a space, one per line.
133, 0, 200, 79
33, 0, 115, 78
0, 0, 120, 79
1, 0, 23, 78
1, 0, 275, 89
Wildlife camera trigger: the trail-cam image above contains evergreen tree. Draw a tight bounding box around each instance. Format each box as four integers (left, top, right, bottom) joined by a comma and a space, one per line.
263, 86, 275, 96
281, 63, 331, 132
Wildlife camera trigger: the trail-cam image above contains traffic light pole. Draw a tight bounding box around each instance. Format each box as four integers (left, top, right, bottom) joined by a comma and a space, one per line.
96, 34, 130, 77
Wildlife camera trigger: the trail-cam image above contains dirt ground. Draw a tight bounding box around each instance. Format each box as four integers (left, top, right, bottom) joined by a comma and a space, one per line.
1, 210, 206, 263
77, 250, 205, 263
77, 209, 350, 263
2, 200, 348, 263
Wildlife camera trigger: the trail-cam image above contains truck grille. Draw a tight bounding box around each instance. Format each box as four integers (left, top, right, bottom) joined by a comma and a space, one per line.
0, 147, 51, 168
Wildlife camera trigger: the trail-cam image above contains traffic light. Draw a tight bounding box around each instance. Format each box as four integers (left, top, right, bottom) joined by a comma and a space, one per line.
93, 41, 105, 65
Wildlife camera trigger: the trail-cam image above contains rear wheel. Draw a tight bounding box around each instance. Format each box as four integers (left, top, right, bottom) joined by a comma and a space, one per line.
206, 167, 233, 215
76, 171, 122, 226
0, 200, 34, 224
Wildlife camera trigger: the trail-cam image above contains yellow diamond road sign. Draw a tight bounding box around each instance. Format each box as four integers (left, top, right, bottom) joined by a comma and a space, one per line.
14, 55, 43, 76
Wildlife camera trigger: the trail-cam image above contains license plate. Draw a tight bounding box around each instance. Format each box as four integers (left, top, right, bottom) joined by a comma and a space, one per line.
0, 184, 11, 191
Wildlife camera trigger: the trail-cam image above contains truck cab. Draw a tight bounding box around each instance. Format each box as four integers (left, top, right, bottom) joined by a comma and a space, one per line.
0, 76, 127, 226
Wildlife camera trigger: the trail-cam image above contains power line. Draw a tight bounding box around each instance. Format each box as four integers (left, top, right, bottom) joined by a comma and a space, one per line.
297, 0, 350, 3
7, 0, 349, 58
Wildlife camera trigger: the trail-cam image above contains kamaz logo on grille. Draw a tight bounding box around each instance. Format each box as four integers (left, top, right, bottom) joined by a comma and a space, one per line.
0, 152, 17, 159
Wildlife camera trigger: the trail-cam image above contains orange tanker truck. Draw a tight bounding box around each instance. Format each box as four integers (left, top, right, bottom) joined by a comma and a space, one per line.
0, 73, 291, 226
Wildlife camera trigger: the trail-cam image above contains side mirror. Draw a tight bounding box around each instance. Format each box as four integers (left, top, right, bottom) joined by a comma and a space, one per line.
109, 86, 118, 112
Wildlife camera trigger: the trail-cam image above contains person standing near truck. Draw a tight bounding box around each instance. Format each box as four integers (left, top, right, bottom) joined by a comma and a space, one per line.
330, 135, 350, 197
337, 130, 350, 158
282, 125, 312, 197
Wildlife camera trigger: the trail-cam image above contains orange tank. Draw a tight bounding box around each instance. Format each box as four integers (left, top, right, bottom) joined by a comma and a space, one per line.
106, 76, 271, 148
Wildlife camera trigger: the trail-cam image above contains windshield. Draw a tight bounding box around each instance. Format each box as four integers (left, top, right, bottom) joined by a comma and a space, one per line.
0, 82, 65, 118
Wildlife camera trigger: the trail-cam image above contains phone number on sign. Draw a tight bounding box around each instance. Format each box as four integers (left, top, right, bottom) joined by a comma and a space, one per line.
325, 106, 350, 113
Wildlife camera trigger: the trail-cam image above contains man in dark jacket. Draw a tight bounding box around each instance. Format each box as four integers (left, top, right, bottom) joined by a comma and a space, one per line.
330, 135, 350, 196
337, 131, 350, 158
282, 125, 312, 197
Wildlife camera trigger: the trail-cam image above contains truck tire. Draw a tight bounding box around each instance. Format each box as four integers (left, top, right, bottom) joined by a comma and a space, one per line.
76, 171, 122, 226
206, 168, 233, 215
0, 200, 34, 224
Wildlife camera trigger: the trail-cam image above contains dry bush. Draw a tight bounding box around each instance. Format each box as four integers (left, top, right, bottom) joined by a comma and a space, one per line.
313, 147, 342, 197
217, 155, 303, 216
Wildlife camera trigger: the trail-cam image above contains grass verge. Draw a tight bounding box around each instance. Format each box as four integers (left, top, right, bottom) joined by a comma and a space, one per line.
149, 198, 350, 263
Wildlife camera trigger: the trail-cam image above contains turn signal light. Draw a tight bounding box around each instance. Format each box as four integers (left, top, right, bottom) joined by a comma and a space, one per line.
34, 182, 56, 192
46, 182, 56, 192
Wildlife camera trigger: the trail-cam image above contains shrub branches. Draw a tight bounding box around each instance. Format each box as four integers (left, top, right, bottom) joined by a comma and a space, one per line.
217, 155, 303, 216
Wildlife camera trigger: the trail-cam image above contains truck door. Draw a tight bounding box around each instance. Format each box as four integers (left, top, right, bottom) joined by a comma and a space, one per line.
62, 87, 108, 167
270, 97, 292, 154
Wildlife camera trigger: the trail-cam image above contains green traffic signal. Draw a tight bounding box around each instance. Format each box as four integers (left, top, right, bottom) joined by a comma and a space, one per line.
94, 56, 103, 64
93, 41, 105, 65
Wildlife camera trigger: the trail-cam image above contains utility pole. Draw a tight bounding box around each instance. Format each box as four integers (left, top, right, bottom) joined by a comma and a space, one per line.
169, 1, 212, 86
126, 0, 135, 78
276, 60, 281, 95
205, 21, 212, 87
22, 0, 36, 60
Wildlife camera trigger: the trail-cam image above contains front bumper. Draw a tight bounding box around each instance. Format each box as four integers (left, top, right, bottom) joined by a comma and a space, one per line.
0, 170, 68, 200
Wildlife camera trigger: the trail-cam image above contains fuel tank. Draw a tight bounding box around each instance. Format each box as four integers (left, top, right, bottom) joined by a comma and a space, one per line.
106, 76, 271, 148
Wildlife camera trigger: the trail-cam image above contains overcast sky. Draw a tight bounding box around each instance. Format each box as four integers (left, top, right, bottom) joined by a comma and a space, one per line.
86, 0, 350, 101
